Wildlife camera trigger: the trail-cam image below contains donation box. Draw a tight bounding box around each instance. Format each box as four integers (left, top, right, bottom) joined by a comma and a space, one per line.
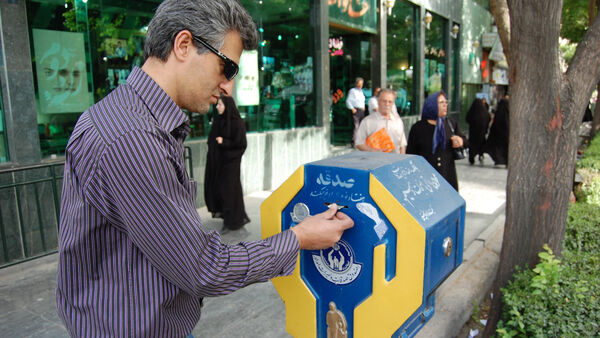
261, 152, 465, 337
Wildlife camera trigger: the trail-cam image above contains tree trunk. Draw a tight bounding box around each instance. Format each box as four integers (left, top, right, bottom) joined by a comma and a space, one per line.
490, 0, 511, 66
589, 0, 599, 24
484, 1, 600, 336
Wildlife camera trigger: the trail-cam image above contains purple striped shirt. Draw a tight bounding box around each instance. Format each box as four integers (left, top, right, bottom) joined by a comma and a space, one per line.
56, 67, 299, 337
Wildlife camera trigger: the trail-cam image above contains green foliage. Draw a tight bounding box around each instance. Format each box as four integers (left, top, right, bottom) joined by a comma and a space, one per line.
498, 135, 600, 336
561, 0, 591, 43
576, 135, 600, 204
560, 0, 596, 65
62, 0, 126, 50
564, 203, 600, 253
471, 299, 480, 322
578, 135, 600, 173
559, 40, 577, 64
496, 243, 600, 337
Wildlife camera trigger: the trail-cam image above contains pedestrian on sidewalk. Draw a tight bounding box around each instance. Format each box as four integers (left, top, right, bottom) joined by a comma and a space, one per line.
485, 97, 510, 166
204, 95, 251, 233
465, 98, 491, 165
346, 77, 366, 146
355, 88, 407, 154
55, 1, 354, 337
407, 91, 466, 191
367, 86, 381, 115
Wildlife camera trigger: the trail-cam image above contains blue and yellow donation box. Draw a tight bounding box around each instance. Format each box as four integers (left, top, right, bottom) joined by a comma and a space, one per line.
261, 152, 466, 337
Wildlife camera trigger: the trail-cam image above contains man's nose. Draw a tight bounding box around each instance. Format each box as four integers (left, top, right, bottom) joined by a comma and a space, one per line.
220, 79, 235, 96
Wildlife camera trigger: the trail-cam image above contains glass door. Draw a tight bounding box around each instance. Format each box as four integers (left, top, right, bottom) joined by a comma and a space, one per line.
329, 29, 372, 145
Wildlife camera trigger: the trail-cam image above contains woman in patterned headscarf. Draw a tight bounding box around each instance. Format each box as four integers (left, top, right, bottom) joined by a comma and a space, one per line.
407, 91, 466, 191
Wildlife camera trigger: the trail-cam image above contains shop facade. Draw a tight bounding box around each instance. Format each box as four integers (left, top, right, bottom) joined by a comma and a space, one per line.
0, 0, 493, 264
0, 0, 490, 174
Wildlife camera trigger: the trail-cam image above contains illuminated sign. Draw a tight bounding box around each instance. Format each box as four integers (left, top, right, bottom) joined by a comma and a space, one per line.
329, 0, 377, 33
329, 37, 344, 56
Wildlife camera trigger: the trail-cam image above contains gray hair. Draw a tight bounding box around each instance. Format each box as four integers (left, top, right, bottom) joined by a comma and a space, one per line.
144, 0, 259, 61
378, 88, 396, 98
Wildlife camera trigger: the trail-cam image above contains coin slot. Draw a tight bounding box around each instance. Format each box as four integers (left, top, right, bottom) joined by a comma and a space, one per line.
324, 201, 348, 210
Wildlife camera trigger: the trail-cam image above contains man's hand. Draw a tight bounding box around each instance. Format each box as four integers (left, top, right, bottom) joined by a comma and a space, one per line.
290, 204, 354, 250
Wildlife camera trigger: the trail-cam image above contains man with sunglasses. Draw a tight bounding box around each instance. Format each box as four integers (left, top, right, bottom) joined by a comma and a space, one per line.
56, 1, 354, 336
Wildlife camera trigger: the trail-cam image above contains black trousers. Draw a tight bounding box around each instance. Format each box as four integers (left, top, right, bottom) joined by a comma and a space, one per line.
351, 108, 365, 145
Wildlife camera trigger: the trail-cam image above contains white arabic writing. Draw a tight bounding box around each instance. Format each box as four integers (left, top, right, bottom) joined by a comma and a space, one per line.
391, 160, 420, 180
401, 173, 441, 210
310, 186, 365, 203
316, 173, 355, 189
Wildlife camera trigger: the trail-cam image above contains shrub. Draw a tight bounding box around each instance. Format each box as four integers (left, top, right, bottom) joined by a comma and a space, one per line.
563, 203, 600, 253
577, 135, 600, 172
496, 245, 600, 337
497, 133, 600, 337
576, 134, 600, 204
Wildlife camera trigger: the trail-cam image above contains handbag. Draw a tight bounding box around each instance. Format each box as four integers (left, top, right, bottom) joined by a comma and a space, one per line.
448, 119, 465, 160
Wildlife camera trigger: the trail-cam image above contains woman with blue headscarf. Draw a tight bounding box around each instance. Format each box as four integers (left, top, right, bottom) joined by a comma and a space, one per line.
407, 91, 466, 191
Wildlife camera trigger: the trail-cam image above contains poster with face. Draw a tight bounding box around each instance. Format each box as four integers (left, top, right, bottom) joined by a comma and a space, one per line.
233, 50, 259, 106
33, 29, 92, 114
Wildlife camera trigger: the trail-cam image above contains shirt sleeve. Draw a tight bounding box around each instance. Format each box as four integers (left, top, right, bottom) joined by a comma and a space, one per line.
355, 117, 369, 147
346, 89, 356, 110
368, 97, 378, 114
86, 129, 299, 298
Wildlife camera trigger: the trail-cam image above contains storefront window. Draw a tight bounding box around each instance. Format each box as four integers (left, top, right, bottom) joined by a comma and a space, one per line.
329, 31, 373, 145
387, 0, 418, 116
424, 12, 447, 98
28, 0, 86, 157
27, 0, 155, 157
27, 0, 316, 157
0, 92, 7, 162
240, 0, 315, 132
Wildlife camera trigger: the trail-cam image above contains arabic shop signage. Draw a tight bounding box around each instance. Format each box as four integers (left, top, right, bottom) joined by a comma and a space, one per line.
329, 0, 377, 33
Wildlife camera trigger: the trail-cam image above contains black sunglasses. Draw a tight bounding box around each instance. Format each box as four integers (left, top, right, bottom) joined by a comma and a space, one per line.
192, 35, 239, 81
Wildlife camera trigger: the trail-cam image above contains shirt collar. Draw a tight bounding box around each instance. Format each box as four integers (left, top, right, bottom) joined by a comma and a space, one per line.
127, 66, 189, 134
375, 110, 396, 121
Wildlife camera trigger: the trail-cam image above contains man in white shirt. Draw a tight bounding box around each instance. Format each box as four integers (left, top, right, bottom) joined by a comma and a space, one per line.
345, 77, 366, 146
356, 89, 407, 154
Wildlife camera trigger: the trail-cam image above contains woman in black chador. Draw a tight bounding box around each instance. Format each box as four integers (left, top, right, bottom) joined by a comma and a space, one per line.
485, 98, 509, 166
204, 96, 250, 232
465, 98, 491, 165
407, 91, 466, 191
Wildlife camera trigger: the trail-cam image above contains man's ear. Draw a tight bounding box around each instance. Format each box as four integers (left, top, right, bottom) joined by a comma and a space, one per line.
171, 30, 195, 62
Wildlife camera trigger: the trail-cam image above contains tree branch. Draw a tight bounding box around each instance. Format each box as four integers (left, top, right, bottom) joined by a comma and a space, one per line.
565, 12, 600, 115
490, 0, 511, 66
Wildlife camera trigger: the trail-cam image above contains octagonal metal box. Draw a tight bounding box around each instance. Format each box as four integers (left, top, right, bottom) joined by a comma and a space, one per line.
261, 152, 465, 338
